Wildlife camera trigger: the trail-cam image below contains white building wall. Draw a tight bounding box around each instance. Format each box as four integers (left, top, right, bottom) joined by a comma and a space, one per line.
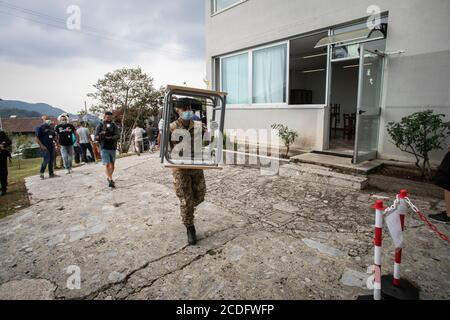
217, 106, 325, 150
206, 0, 450, 162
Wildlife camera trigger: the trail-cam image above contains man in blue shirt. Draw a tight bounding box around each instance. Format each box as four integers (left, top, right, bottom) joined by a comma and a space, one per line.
35, 116, 57, 179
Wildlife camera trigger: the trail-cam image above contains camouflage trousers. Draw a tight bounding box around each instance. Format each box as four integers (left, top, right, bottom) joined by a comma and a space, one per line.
172, 169, 206, 227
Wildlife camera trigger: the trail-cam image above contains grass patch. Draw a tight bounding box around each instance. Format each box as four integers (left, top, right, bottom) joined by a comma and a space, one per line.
0, 157, 42, 220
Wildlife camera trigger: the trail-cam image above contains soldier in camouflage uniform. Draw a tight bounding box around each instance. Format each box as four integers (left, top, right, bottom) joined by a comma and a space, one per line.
170, 98, 206, 245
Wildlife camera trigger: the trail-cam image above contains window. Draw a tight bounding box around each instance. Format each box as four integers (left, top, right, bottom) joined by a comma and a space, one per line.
252, 44, 287, 103
212, 0, 244, 14
289, 32, 328, 105
219, 43, 288, 105
221, 53, 249, 104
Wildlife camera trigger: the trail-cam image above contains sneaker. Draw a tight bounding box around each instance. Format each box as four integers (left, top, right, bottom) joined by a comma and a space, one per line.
65, 169, 71, 175
108, 179, 116, 189
49, 174, 59, 179
429, 211, 450, 224
40, 174, 45, 180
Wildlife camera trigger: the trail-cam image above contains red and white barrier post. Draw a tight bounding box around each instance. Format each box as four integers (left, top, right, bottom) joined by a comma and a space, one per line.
381, 190, 420, 300
373, 200, 386, 300
393, 190, 407, 286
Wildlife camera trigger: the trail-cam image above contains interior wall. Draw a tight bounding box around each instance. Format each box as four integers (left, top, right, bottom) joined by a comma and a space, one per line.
329, 61, 359, 129
289, 71, 326, 104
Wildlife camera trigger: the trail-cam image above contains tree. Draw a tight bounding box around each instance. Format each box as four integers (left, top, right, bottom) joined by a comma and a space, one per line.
87, 68, 166, 153
77, 109, 88, 121
387, 110, 450, 177
271, 124, 299, 158
11, 133, 33, 169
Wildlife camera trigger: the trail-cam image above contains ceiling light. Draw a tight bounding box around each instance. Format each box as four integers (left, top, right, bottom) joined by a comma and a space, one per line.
342, 63, 373, 69
302, 53, 327, 59
302, 68, 326, 74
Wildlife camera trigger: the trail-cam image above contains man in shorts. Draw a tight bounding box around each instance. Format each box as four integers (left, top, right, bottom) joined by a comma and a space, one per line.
95, 111, 120, 188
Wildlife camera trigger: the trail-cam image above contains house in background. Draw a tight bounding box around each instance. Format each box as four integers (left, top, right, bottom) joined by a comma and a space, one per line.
0, 117, 57, 146
205, 0, 450, 164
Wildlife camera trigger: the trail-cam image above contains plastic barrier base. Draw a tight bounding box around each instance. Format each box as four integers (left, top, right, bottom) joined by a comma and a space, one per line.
381, 275, 420, 300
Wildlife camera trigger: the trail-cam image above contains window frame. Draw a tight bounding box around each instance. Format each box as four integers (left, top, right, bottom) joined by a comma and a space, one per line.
219, 41, 289, 107
211, 0, 248, 16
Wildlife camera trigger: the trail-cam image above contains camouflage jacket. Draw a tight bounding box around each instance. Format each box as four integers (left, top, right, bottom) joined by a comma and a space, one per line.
169, 118, 204, 162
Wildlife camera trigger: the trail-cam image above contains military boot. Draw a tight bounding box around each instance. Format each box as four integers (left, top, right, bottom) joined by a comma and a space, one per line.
186, 225, 197, 245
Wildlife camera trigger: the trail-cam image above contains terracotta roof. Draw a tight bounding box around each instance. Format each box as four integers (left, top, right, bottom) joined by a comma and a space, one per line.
0, 117, 58, 134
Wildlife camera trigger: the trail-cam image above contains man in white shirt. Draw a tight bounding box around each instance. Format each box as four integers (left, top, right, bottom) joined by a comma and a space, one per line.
131, 124, 146, 156
77, 122, 95, 163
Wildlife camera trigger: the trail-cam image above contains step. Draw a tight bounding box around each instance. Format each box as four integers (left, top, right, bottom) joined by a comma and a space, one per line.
279, 163, 369, 190
290, 152, 383, 175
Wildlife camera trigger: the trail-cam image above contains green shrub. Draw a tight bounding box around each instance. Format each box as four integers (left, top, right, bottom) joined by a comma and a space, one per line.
387, 110, 450, 177
271, 124, 298, 158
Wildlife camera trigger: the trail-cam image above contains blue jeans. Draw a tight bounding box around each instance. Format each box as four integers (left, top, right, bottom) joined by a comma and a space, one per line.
40, 148, 55, 175
60, 145, 74, 170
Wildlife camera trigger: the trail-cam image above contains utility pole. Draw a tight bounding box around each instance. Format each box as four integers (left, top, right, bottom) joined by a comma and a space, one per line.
84, 101, 88, 122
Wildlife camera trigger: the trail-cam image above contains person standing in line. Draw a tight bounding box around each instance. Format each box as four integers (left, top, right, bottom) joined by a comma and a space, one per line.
55, 114, 79, 174
35, 116, 57, 180
131, 123, 146, 156
95, 111, 120, 188
430, 144, 450, 224
77, 121, 95, 163
73, 131, 82, 165
148, 123, 159, 153
91, 131, 101, 162
0, 130, 12, 196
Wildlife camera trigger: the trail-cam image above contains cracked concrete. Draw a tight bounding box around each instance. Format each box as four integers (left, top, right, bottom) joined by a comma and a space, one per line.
0, 153, 449, 300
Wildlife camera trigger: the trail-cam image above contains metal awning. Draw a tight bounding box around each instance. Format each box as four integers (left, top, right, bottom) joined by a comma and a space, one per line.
315, 27, 386, 48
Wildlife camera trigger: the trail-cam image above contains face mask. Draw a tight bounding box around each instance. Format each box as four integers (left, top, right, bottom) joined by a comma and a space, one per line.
180, 111, 194, 121
60, 120, 67, 125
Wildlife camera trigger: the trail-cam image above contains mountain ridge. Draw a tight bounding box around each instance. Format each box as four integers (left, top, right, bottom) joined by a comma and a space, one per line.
0, 100, 76, 118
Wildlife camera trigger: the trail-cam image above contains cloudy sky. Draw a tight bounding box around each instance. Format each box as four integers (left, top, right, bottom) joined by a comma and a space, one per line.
0, 0, 206, 113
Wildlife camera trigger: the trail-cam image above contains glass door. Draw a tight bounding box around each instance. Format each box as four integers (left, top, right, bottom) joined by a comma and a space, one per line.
353, 45, 385, 164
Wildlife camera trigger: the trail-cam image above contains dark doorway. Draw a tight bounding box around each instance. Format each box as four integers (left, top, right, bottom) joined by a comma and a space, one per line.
329, 60, 359, 155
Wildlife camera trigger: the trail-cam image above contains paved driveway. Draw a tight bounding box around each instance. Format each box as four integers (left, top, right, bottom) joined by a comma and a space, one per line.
0, 154, 448, 299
